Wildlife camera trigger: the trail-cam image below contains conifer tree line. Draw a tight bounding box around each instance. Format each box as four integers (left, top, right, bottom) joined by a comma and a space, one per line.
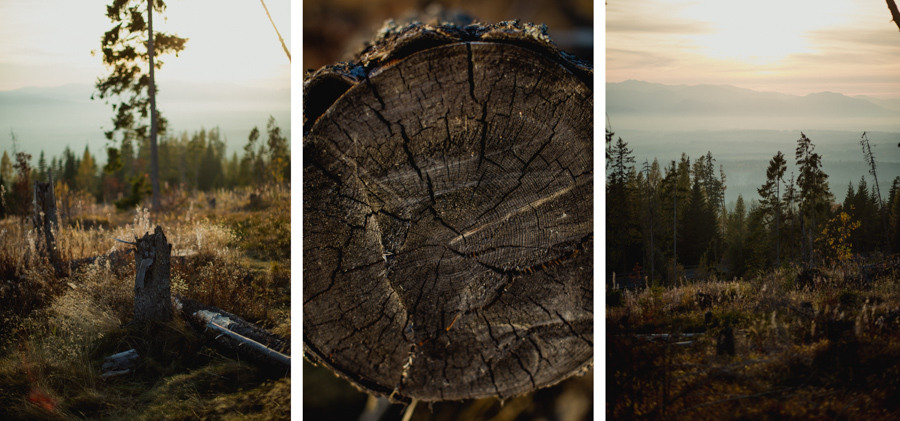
0, 117, 288, 218
607, 131, 900, 286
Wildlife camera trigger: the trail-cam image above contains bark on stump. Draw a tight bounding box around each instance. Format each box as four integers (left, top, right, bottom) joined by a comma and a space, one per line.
134, 226, 173, 322
33, 175, 62, 271
303, 21, 593, 403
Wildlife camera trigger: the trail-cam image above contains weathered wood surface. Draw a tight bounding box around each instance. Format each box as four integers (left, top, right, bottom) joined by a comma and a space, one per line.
304, 21, 592, 402
176, 296, 290, 371
32, 176, 62, 272
101, 348, 140, 380
134, 226, 173, 322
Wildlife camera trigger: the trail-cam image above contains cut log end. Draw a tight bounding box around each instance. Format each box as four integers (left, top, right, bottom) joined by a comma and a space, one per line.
304, 21, 593, 402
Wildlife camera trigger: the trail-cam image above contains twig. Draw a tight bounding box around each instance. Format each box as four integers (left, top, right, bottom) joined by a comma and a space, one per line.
259, 0, 291, 61
889, 0, 900, 32
114, 237, 137, 245
401, 399, 418, 421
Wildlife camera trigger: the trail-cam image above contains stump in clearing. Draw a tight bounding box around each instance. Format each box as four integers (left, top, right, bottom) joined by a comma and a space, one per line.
134, 226, 173, 322
33, 175, 62, 271
303, 21, 592, 402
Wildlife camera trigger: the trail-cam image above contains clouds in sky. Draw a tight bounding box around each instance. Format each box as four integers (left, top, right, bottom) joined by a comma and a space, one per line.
607, 0, 900, 98
0, 0, 291, 91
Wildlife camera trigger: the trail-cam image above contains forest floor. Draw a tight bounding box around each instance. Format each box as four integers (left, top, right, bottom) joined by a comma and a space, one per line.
607, 257, 900, 420
0, 186, 290, 420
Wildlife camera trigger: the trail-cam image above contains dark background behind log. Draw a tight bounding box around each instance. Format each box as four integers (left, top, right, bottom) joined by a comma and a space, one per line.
303, 0, 593, 72
303, 1, 593, 420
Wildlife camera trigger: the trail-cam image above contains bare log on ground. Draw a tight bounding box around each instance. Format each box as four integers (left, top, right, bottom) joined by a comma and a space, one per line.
304, 21, 593, 403
134, 226, 173, 322
101, 348, 140, 380
176, 296, 290, 371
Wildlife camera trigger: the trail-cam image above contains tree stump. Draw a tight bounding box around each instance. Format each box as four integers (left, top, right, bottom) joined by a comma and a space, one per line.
134, 226, 173, 322
32, 175, 62, 271
303, 21, 593, 402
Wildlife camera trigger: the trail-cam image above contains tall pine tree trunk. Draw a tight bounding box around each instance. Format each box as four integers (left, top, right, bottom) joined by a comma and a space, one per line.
775, 182, 780, 267
148, 0, 161, 211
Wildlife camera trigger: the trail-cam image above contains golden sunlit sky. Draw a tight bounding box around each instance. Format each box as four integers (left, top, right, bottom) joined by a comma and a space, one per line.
0, 0, 290, 91
607, 0, 900, 98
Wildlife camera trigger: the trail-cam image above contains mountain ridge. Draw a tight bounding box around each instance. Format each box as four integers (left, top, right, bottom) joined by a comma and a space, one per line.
0, 82, 290, 161
607, 80, 900, 131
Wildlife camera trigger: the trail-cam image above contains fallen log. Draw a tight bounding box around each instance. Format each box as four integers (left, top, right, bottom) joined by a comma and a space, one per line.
175, 296, 290, 372
101, 348, 140, 380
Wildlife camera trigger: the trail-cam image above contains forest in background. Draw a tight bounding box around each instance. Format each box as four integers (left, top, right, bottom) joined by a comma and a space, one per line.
607, 129, 900, 284
0, 115, 289, 219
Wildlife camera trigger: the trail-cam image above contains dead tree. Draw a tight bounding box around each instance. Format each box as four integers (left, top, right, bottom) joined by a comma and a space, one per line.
303, 21, 592, 403
32, 175, 62, 273
134, 226, 173, 322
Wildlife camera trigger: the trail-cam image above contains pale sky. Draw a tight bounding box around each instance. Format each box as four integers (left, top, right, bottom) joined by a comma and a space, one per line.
607, 0, 900, 98
0, 0, 291, 91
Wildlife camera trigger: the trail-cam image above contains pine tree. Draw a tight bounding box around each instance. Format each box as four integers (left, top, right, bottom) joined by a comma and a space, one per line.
62, 147, 78, 188
0, 172, 6, 219
640, 159, 662, 284
0, 151, 12, 190
795, 133, 833, 266
758, 151, 786, 267
860, 132, 891, 253
94, 0, 187, 210
265, 117, 289, 185
725, 195, 748, 275
198, 131, 225, 191
607, 136, 639, 280
75, 146, 99, 197
889, 177, 900, 252
682, 177, 716, 267
782, 172, 798, 262
743, 202, 769, 275
37, 151, 48, 181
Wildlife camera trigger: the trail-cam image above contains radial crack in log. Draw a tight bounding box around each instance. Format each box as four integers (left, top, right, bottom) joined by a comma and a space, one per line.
304, 22, 592, 403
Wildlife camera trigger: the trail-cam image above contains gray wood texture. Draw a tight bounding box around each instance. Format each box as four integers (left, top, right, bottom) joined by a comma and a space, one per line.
134, 226, 173, 322
33, 176, 61, 271
304, 21, 593, 402
177, 296, 291, 371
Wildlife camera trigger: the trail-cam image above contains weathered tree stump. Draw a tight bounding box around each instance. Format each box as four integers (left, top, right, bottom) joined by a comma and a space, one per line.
134, 226, 173, 322
33, 175, 62, 272
303, 21, 593, 402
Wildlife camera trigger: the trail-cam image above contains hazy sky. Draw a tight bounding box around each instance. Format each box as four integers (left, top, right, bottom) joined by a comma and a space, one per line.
0, 0, 291, 91
607, 0, 900, 98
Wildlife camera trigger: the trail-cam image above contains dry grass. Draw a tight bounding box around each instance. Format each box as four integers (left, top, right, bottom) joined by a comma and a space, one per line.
0, 186, 290, 420
607, 259, 900, 420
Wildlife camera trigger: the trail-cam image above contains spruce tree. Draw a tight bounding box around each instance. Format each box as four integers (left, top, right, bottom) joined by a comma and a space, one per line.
795, 133, 833, 266
758, 151, 786, 267
607, 136, 638, 279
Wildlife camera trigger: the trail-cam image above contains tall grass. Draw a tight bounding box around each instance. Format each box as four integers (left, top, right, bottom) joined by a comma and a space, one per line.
608, 259, 900, 419
0, 186, 290, 419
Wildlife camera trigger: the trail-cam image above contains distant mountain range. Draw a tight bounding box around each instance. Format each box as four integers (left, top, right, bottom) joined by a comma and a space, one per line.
0, 82, 290, 161
606, 80, 900, 132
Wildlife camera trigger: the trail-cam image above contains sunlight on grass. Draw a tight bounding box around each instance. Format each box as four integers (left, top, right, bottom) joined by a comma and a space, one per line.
0, 186, 290, 419
608, 261, 900, 419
